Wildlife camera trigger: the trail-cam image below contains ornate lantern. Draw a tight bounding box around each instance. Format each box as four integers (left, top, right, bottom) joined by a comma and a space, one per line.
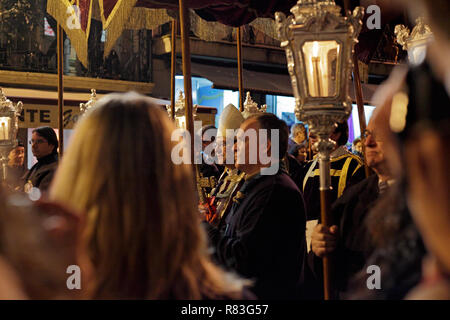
395, 17, 433, 66
0, 88, 23, 180
276, 0, 364, 299
80, 89, 98, 114
166, 91, 198, 129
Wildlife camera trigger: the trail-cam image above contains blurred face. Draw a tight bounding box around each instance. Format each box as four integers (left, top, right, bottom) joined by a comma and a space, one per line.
296, 147, 307, 163
294, 130, 306, 144
355, 141, 363, 154
329, 127, 342, 145
8, 146, 25, 167
363, 122, 385, 169
405, 129, 450, 272
31, 132, 54, 159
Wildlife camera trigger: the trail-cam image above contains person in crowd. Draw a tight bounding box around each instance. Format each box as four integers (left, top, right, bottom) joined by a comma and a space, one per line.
22, 127, 59, 194
204, 113, 307, 299
0, 189, 80, 299
402, 0, 450, 300
301, 121, 365, 221
288, 122, 307, 152
5, 141, 25, 190
306, 118, 394, 299
359, 0, 450, 299
197, 124, 221, 196
289, 142, 308, 165
201, 104, 246, 227
49, 92, 250, 300
351, 137, 363, 158
343, 99, 427, 299
283, 151, 304, 191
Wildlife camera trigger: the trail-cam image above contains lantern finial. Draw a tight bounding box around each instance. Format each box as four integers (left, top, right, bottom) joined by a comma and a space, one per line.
80, 89, 98, 114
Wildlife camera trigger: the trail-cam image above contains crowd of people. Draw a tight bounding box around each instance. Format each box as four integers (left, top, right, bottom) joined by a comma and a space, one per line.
0, 0, 449, 300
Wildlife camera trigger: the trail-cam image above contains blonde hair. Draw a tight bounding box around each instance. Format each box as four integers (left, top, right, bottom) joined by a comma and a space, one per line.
50, 92, 247, 299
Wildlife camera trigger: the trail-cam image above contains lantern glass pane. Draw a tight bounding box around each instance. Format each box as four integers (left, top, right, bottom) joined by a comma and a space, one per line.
408, 44, 427, 66
302, 40, 341, 98
0, 117, 11, 140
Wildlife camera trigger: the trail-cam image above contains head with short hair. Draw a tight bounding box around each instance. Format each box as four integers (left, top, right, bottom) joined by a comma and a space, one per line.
252, 113, 289, 160
235, 113, 288, 175
290, 123, 307, 144
50, 92, 247, 299
31, 127, 58, 159
330, 121, 349, 147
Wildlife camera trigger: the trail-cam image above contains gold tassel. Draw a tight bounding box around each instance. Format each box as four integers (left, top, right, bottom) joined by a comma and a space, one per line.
99, 0, 138, 58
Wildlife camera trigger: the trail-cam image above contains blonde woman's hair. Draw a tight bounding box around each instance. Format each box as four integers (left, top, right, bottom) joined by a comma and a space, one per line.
50, 92, 248, 299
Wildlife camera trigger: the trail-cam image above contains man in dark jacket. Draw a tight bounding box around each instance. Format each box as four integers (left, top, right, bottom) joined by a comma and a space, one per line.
23, 126, 59, 193
306, 118, 393, 299
205, 113, 307, 299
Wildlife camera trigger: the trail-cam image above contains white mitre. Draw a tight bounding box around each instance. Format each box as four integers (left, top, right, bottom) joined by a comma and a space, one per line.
217, 104, 244, 138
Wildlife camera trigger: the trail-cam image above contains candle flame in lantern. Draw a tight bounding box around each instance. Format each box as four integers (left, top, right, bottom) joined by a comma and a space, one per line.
312, 41, 319, 58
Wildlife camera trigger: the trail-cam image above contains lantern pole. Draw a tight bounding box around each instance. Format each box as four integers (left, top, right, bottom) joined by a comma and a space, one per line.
57, 24, 64, 158
276, 0, 364, 300
237, 26, 244, 112
178, 0, 194, 166
171, 19, 177, 121
317, 130, 336, 300
344, 0, 369, 177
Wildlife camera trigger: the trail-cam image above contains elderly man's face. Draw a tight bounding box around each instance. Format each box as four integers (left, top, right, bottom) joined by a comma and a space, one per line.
363, 122, 385, 168
8, 146, 25, 167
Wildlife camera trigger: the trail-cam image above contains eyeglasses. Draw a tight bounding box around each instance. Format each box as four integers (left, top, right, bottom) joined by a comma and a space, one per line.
29, 139, 48, 145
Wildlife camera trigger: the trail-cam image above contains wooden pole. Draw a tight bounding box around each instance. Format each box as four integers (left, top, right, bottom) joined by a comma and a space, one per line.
352, 55, 370, 178
237, 26, 244, 112
344, 0, 369, 177
57, 25, 64, 158
320, 182, 333, 300
171, 19, 177, 121
178, 0, 194, 165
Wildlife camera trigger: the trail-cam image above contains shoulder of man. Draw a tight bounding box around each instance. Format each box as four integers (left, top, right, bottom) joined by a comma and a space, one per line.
334, 174, 378, 206
242, 171, 301, 203
332, 152, 363, 167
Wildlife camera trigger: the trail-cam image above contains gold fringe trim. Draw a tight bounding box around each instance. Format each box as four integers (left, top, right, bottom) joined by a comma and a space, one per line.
190, 11, 233, 42
47, 0, 92, 68
249, 18, 279, 40
124, 8, 172, 31
99, 0, 138, 57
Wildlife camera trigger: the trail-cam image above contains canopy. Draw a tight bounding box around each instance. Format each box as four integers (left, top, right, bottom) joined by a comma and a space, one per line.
47, 0, 295, 67
134, 0, 297, 26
